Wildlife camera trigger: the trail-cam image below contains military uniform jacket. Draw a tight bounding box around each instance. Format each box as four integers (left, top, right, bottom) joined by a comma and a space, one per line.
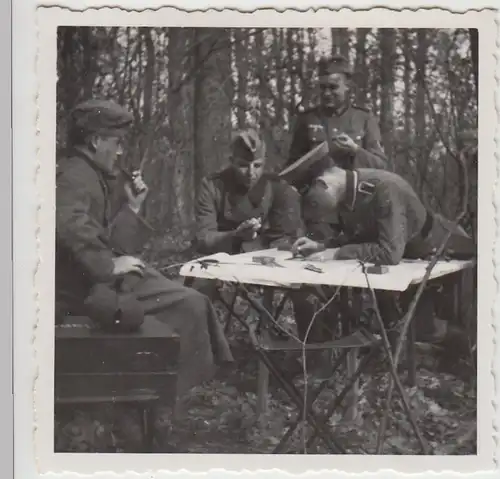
195, 168, 302, 254
319, 169, 475, 265
287, 104, 389, 172
56, 149, 153, 307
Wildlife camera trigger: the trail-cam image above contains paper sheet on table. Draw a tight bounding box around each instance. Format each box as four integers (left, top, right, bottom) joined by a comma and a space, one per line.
179, 249, 474, 292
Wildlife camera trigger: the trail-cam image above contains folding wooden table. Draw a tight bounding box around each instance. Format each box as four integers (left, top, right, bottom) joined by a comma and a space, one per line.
180, 248, 473, 453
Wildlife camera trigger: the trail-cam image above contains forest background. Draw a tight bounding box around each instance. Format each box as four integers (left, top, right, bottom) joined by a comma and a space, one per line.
54, 27, 479, 454
57, 27, 478, 234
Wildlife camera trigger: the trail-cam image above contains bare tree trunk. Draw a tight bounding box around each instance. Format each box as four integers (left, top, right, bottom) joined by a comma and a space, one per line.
331, 28, 350, 57
354, 29, 369, 105
296, 29, 306, 108
379, 28, 396, 162
469, 28, 478, 98
255, 30, 267, 126
82, 27, 96, 99
234, 28, 248, 128
193, 28, 232, 198
139, 28, 155, 167
415, 29, 428, 193
368, 31, 380, 117
273, 29, 285, 123
402, 29, 414, 176
304, 28, 318, 106
287, 28, 297, 114
167, 28, 192, 229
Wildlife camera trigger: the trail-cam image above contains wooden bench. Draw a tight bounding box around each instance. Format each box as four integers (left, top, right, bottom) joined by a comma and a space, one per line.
54, 315, 180, 452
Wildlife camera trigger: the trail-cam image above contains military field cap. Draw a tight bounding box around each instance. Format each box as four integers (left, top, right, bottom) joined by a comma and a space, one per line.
279, 141, 332, 192
318, 55, 353, 83
71, 99, 134, 138
231, 128, 266, 163
83, 283, 145, 332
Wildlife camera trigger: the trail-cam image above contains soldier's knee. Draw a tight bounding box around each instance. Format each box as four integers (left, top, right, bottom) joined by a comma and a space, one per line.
181, 287, 212, 312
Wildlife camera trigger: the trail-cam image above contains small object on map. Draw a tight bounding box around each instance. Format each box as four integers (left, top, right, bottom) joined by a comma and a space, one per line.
252, 256, 284, 267
198, 258, 220, 270
366, 265, 389, 274
304, 263, 324, 273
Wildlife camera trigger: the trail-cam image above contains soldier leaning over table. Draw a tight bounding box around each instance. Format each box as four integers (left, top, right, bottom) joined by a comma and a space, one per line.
55, 99, 234, 441
286, 54, 390, 244
194, 128, 333, 344
280, 150, 475, 342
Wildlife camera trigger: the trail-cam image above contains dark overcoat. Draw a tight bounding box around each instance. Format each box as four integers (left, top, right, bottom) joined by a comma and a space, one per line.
56, 149, 233, 399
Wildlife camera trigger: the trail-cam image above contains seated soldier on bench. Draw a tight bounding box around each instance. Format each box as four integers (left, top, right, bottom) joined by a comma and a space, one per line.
193, 128, 332, 343
55, 100, 234, 422
281, 155, 475, 341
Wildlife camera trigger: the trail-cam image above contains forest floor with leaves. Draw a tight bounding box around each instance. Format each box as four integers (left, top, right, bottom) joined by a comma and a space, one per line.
55, 233, 477, 455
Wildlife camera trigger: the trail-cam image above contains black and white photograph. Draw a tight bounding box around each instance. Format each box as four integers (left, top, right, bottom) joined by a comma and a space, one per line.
20, 5, 498, 475
51, 23, 480, 456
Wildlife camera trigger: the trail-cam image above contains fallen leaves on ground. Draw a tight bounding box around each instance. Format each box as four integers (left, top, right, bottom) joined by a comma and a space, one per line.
54, 248, 477, 455
55, 329, 476, 454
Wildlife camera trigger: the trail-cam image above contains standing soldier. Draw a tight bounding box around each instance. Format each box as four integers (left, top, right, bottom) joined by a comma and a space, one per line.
56, 99, 234, 429
286, 54, 389, 242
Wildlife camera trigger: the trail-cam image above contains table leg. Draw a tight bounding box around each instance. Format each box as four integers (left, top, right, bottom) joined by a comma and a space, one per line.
256, 288, 275, 417
340, 288, 360, 422
257, 360, 270, 417
454, 272, 463, 325
140, 405, 156, 453
345, 348, 360, 422
406, 318, 417, 387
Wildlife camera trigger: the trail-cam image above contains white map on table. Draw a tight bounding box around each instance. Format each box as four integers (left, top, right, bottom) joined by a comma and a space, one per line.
180, 249, 474, 292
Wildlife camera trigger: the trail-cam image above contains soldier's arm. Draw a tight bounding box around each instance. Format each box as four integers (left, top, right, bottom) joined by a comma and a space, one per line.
266, 180, 303, 247
56, 169, 115, 282
353, 113, 389, 169
194, 177, 240, 254
334, 185, 408, 265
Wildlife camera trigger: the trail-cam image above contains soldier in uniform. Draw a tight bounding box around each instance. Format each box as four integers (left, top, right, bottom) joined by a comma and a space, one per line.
195, 128, 302, 254
56, 100, 234, 410
194, 129, 331, 343
286, 54, 389, 242
281, 155, 475, 339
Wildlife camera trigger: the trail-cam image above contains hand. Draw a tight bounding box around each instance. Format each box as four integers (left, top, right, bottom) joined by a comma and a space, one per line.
292, 237, 324, 257
307, 248, 339, 262
125, 171, 149, 213
332, 133, 359, 153
112, 255, 146, 276
235, 217, 262, 241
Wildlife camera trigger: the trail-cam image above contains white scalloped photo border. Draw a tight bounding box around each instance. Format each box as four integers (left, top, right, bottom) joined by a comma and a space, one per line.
14, 3, 499, 478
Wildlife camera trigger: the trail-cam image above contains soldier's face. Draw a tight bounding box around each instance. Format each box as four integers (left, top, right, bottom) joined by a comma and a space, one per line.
319, 73, 349, 109
231, 157, 265, 188
92, 136, 123, 171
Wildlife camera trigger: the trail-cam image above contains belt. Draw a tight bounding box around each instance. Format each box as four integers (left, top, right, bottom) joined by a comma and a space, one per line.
420, 211, 434, 240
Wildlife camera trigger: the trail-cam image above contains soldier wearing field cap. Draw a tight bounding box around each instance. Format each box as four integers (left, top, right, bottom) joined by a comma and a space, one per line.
281, 151, 475, 340
195, 128, 302, 254
285, 54, 389, 243
56, 99, 233, 406
287, 55, 388, 178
